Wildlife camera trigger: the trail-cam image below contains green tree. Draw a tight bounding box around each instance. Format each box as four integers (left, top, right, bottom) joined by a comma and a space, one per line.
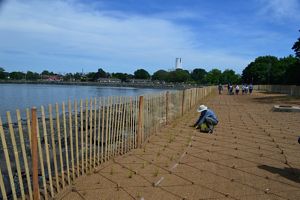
167, 69, 190, 83
221, 69, 240, 84
242, 56, 278, 84
26, 71, 40, 80
86, 72, 97, 81
96, 68, 109, 78
41, 70, 54, 76
152, 70, 169, 81
63, 73, 74, 81
292, 30, 300, 58
191, 68, 207, 84
134, 69, 150, 79
284, 57, 300, 85
0, 67, 6, 79
111, 73, 130, 82
205, 69, 222, 84
10, 71, 25, 80
73, 73, 82, 81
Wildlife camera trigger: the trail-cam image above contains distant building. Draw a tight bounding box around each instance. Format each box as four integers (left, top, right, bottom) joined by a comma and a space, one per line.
97, 78, 121, 83
128, 79, 152, 83
42, 75, 63, 81
175, 58, 182, 69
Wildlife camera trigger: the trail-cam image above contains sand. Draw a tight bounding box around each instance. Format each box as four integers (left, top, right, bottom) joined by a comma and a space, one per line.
55, 91, 300, 200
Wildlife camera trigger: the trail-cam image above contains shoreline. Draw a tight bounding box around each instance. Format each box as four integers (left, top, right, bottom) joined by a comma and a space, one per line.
0, 80, 203, 89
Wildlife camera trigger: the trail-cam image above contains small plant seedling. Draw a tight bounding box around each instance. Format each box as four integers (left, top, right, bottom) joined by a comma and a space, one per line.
153, 168, 159, 177
136, 192, 142, 199
128, 170, 133, 178
168, 135, 172, 143
110, 167, 114, 175
170, 155, 174, 161
141, 162, 146, 169
157, 151, 161, 157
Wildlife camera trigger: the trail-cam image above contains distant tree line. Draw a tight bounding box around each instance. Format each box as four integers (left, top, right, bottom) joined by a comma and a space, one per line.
0, 66, 241, 85
1, 31, 299, 85
242, 30, 300, 85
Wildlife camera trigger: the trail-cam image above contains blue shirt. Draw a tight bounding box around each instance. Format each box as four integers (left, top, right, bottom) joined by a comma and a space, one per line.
195, 109, 218, 125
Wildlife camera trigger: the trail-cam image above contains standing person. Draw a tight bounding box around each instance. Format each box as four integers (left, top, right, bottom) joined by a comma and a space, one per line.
193, 105, 218, 133
249, 83, 253, 94
235, 85, 240, 95
242, 84, 245, 95
227, 83, 230, 94
245, 84, 249, 94
229, 85, 233, 95
218, 84, 223, 94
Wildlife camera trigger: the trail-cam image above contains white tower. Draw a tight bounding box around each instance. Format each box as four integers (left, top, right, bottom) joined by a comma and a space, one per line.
175, 58, 182, 69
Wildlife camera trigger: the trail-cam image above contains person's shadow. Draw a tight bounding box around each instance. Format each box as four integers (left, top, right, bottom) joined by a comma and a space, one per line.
258, 165, 300, 183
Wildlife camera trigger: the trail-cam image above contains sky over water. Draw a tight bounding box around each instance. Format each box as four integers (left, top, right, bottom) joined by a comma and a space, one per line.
0, 0, 299, 74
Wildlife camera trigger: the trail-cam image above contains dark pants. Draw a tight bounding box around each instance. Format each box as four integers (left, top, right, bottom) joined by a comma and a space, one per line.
205, 117, 218, 131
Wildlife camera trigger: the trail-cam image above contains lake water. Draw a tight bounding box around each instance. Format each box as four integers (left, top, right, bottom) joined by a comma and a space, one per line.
0, 83, 168, 120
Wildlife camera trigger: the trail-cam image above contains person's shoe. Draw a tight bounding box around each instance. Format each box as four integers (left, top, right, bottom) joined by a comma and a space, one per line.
208, 129, 214, 134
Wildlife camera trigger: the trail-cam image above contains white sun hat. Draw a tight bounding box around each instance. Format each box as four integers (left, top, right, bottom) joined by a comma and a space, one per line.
197, 105, 208, 112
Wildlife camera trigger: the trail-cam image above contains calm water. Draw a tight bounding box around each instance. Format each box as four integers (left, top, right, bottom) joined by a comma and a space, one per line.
0, 83, 167, 120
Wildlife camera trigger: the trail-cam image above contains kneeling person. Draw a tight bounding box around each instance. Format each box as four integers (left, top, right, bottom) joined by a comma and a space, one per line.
193, 105, 218, 133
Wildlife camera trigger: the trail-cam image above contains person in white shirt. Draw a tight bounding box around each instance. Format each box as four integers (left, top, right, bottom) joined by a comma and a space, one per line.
235, 85, 240, 95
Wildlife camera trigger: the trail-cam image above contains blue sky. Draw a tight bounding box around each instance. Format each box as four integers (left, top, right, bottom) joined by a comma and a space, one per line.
0, 0, 299, 74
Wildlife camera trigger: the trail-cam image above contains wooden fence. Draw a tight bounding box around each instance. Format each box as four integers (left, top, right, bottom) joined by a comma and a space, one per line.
255, 85, 300, 96
0, 87, 214, 200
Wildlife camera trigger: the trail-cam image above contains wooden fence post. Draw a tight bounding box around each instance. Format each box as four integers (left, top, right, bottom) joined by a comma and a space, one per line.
137, 96, 144, 148
181, 90, 185, 116
166, 91, 169, 125
31, 107, 39, 200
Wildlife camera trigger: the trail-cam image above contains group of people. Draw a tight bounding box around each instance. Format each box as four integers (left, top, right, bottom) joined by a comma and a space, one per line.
193, 83, 254, 134
218, 83, 253, 95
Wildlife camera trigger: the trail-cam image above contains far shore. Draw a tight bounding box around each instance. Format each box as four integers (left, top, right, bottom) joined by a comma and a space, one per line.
0, 80, 203, 89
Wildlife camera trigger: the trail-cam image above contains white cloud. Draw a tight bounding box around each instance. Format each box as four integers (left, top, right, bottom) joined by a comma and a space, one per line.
0, 0, 250, 73
258, 0, 300, 20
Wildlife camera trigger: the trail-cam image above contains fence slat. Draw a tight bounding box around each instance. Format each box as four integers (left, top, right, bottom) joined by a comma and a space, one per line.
93, 98, 97, 167
68, 100, 75, 181
0, 117, 17, 200
107, 97, 112, 159
97, 98, 102, 165
101, 98, 105, 163
117, 97, 123, 155
89, 99, 93, 171
121, 97, 126, 154
137, 96, 144, 148
80, 100, 84, 175
0, 166, 7, 200
48, 104, 60, 193
85, 99, 88, 172
16, 109, 33, 200
112, 97, 117, 156
115, 97, 121, 157
41, 106, 54, 197
105, 98, 109, 161
6, 111, 25, 199
35, 112, 48, 200
74, 100, 79, 176
55, 103, 65, 188
26, 109, 32, 151
62, 102, 71, 185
